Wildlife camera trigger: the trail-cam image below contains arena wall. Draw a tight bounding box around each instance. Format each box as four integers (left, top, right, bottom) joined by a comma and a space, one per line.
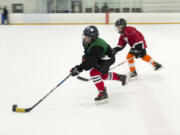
1, 13, 180, 25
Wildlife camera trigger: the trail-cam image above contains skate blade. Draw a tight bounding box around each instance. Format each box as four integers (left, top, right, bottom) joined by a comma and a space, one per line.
155, 66, 164, 71
129, 76, 138, 81
127, 74, 138, 82
95, 99, 109, 105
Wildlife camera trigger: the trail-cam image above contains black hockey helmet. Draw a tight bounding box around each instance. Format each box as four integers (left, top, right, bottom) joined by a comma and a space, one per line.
83, 25, 99, 41
115, 18, 127, 34
115, 18, 127, 27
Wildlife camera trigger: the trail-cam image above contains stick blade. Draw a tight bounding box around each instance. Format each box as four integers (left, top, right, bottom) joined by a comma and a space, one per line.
77, 76, 90, 82
12, 104, 32, 113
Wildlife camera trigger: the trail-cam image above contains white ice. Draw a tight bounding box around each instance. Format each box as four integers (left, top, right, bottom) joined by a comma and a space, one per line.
0, 24, 180, 135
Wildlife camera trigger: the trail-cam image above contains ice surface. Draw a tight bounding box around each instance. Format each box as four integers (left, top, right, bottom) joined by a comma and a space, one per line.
0, 24, 179, 135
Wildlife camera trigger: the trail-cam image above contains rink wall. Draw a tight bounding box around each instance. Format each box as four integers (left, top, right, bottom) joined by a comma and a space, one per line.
1, 13, 180, 25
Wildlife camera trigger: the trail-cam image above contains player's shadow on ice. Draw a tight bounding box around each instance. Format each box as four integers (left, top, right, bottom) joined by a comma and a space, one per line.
78, 90, 135, 110
137, 74, 165, 82
107, 91, 135, 109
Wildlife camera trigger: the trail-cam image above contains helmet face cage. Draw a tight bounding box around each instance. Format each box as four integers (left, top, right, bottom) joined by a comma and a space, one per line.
115, 18, 127, 34
82, 34, 91, 44
83, 26, 99, 42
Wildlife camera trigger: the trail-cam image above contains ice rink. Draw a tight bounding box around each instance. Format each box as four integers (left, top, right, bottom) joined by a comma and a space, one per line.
0, 24, 180, 135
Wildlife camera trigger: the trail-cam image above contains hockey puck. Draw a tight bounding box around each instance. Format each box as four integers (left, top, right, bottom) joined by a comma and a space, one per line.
12, 104, 17, 112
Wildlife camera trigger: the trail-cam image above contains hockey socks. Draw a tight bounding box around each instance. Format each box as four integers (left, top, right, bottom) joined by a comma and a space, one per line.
90, 68, 125, 91
127, 53, 136, 72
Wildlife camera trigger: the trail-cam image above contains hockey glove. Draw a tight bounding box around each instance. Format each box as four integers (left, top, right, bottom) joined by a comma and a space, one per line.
112, 48, 118, 55
70, 65, 83, 76
112, 46, 124, 55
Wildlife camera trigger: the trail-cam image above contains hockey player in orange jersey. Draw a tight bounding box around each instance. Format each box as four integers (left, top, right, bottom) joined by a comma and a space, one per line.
112, 18, 163, 79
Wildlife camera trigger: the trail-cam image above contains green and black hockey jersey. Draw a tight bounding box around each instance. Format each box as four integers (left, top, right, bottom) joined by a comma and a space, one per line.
79, 37, 114, 71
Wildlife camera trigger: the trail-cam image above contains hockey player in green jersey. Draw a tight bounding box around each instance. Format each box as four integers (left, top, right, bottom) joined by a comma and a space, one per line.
70, 25, 127, 103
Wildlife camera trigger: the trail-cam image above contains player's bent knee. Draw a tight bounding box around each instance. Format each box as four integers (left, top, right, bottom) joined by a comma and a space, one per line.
127, 53, 134, 59
90, 68, 101, 76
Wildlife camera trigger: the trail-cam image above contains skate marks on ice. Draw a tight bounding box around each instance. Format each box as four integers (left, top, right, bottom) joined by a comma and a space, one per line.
77, 89, 135, 110
128, 76, 175, 135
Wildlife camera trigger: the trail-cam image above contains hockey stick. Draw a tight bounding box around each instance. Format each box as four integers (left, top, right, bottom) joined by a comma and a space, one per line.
12, 74, 71, 113
77, 76, 91, 82
77, 57, 135, 82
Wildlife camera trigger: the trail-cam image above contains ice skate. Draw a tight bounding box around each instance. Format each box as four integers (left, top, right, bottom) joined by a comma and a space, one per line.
127, 70, 138, 81
117, 74, 127, 86
95, 88, 109, 105
153, 62, 163, 71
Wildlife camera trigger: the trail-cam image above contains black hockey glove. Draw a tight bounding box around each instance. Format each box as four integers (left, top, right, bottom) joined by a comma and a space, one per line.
112, 47, 124, 55
70, 65, 83, 76
112, 47, 120, 55
112, 48, 118, 55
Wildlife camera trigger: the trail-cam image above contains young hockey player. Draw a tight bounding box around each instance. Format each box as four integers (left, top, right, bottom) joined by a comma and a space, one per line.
112, 18, 163, 79
70, 25, 127, 103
